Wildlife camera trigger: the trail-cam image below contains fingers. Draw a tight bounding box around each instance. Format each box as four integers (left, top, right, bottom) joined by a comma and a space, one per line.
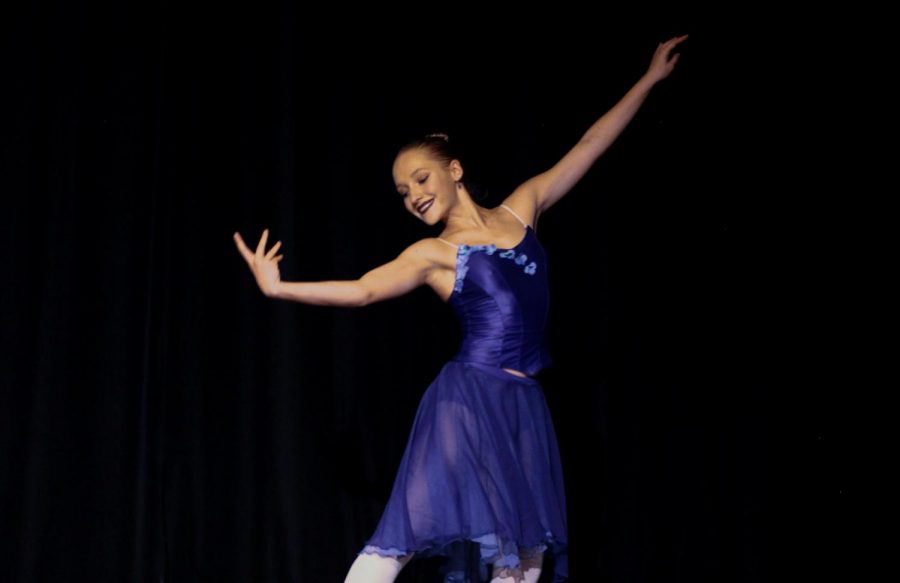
255, 228, 269, 257
659, 34, 689, 50
233, 232, 255, 264
666, 34, 689, 48
265, 239, 282, 260
653, 34, 687, 70
235, 229, 285, 270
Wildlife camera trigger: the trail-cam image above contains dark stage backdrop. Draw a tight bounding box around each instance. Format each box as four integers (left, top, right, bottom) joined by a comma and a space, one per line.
1, 4, 839, 583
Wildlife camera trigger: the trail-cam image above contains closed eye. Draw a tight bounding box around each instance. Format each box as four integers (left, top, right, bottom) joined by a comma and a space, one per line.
398, 175, 428, 197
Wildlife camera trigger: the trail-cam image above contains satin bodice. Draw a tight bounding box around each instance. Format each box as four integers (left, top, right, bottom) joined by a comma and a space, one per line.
443, 220, 553, 376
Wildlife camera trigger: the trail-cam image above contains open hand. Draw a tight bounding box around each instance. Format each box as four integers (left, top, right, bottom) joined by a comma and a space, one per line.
646, 34, 688, 84
233, 229, 284, 298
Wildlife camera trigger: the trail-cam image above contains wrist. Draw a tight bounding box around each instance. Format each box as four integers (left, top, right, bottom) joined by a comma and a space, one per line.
267, 280, 284, 299
638, 72, 659, 90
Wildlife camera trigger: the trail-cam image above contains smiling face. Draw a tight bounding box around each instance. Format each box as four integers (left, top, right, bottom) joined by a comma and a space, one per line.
392, 147, 463, 224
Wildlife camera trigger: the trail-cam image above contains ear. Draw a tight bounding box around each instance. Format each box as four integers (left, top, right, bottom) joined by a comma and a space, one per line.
449, 159, 464, 182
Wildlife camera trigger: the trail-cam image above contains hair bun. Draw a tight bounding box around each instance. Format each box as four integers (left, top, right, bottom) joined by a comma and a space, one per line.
425, 132, 450, 142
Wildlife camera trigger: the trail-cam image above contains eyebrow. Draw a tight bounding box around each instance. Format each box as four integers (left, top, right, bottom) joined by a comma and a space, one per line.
395, 167, 427, 188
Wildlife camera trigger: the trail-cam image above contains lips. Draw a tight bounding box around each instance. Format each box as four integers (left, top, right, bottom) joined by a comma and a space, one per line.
417, 199, 434, 214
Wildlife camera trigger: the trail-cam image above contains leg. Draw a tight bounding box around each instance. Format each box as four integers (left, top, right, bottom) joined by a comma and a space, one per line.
501, 367, 529, 378
344, 551, 415, 583
490, 565, 523, 583
521, 552, 543, 583
490, 550, 543, 583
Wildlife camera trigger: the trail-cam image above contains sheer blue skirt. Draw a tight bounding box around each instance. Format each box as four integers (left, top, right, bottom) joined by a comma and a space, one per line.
358, 359, 569, 582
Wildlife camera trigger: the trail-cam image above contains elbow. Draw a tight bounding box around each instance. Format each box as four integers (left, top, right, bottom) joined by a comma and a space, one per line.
353, 282, 374, 308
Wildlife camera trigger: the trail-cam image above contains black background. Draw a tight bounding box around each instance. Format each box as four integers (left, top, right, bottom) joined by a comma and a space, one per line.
1, 3, 842, 582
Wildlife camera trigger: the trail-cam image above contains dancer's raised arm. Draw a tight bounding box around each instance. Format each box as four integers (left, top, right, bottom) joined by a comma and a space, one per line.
234, 229, 434, 307
503, 34, 688, 218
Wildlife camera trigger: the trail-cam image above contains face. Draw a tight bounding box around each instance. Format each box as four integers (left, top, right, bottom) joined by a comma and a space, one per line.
392, 148, 462, 224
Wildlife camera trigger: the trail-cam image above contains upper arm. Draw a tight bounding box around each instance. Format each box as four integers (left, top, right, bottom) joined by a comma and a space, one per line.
500, 187, 542, 233
507, 139, 601, 217
357, 239, 437, 306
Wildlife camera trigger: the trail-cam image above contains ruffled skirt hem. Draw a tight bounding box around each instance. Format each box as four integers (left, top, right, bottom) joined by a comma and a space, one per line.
357, 359, 570, 582
360, 528, 568, 582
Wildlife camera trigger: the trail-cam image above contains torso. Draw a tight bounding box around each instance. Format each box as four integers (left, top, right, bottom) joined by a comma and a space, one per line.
427, 202, 538, 303
424, 201, 540, 378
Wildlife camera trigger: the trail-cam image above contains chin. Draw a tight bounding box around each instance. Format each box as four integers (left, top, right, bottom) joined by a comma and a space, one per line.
416, 206, 439, 224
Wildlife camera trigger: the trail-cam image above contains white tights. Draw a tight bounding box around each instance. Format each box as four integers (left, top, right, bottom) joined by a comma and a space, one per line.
343, 552, 413, 583
343, 550, 543, 583
490, 552, 543, 583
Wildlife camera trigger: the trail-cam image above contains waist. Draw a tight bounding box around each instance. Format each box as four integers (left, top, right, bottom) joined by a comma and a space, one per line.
452, 341, 552, 379
450, 359, 542, 385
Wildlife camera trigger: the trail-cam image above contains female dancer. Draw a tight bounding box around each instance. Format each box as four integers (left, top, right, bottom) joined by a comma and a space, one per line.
234, 34, 687, 583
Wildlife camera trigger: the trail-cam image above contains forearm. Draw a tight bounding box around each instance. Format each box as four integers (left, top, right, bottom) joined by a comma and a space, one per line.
270, 279, 366, 307
580, 73, 657, 152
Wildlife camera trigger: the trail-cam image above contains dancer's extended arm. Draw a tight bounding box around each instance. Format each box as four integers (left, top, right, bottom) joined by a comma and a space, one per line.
235, 229, 436, 307
501, 34, 688, 223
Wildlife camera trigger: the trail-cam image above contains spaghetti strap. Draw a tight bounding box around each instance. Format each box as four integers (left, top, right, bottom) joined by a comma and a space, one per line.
499, 203, 529, 229
436, 237, 458, 249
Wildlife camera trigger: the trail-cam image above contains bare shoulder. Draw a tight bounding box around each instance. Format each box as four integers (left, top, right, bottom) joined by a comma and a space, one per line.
398, 237, 457, 275
400, 237, 458, 300
500, 185, 542, 230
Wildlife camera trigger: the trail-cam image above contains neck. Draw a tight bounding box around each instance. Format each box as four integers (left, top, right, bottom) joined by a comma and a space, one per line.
444, 190, 489, 231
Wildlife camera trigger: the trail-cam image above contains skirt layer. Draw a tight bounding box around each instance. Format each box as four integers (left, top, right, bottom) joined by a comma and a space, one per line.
358, 359, 569, 582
